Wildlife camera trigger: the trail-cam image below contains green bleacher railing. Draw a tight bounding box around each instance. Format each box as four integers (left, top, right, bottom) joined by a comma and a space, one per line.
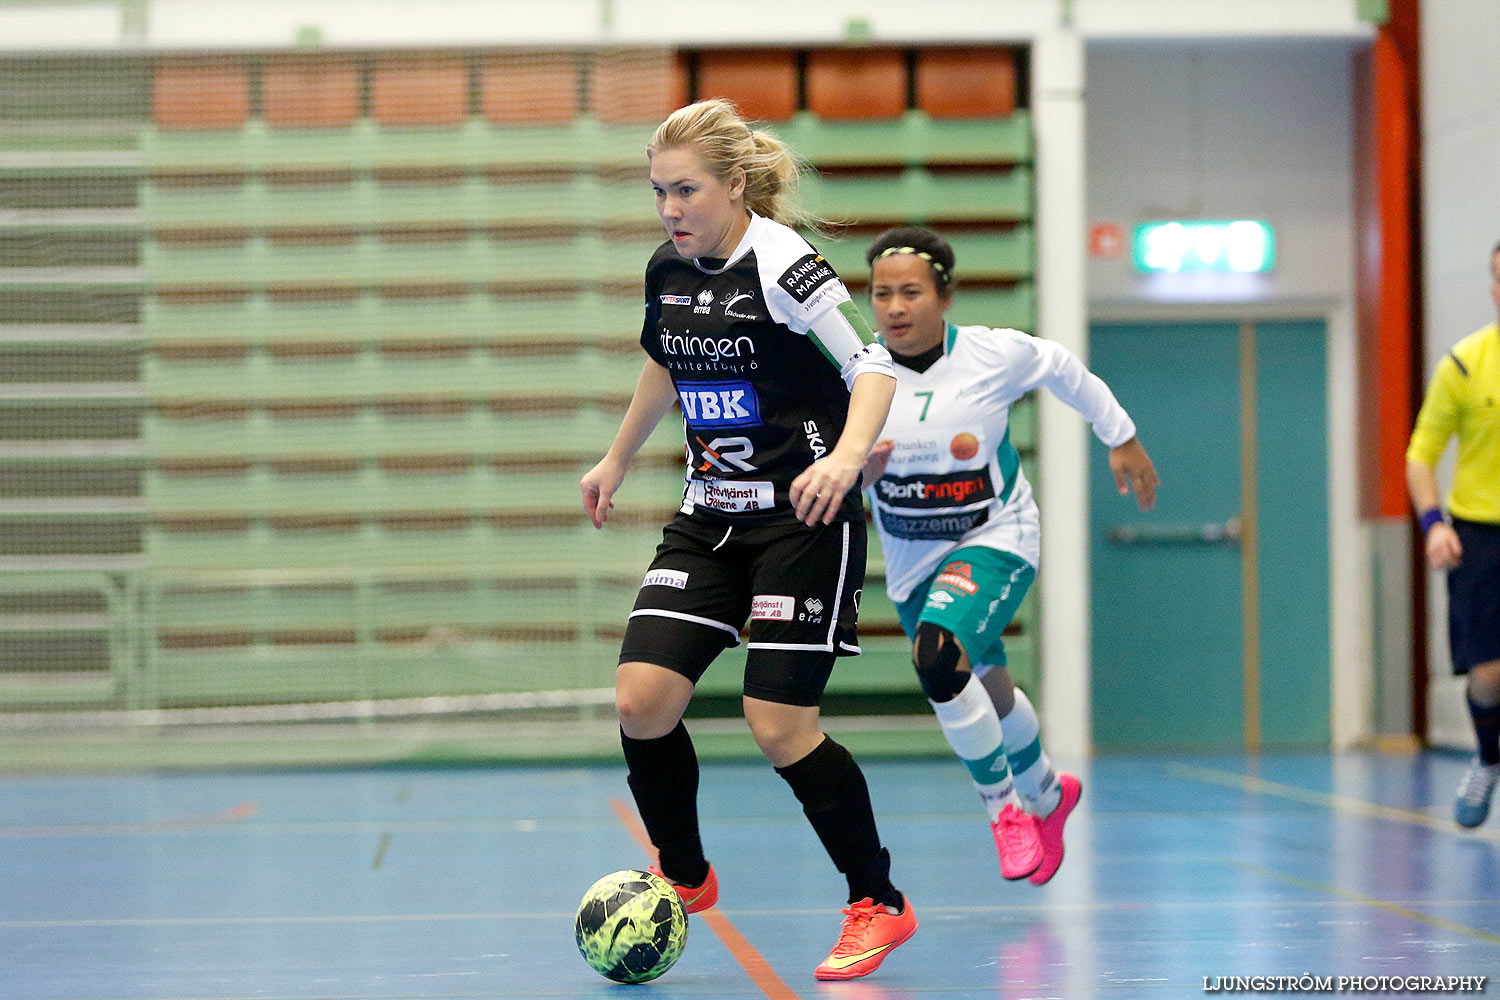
0, 87, 1040, 713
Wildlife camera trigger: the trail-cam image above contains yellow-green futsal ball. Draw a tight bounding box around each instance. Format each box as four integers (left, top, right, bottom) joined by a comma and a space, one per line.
574, 869, 688, 984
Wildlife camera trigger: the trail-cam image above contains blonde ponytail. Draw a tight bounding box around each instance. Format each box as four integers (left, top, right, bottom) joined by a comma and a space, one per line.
649, 99, 827, 233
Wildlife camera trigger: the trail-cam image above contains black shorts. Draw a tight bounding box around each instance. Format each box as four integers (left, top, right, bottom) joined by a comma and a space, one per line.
619, 512, 866, 706
1448, 517, 1500, 674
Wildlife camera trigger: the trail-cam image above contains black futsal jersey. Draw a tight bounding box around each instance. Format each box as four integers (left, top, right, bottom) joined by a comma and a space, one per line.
641, 212, 894, 524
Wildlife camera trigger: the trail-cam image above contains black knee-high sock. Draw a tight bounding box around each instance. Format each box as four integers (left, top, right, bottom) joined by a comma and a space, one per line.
621, 722, 710, 887
776, 736, 902, 910
1468, 695, 1500, 766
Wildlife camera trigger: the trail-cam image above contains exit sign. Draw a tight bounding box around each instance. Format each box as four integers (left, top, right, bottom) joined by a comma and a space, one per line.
1133, 220, 1275, 274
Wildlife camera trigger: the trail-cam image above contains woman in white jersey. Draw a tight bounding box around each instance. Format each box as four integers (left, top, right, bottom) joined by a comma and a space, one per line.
862, 226, 1158, 885
580, 101, 914, 981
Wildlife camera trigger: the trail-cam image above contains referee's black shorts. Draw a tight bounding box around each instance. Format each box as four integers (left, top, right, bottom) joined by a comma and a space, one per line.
1448, 517, 1500, 674
619, 512, 865, 707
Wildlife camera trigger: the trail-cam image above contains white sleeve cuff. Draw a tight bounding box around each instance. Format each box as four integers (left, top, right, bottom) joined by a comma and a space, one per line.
840, 341, 897, 391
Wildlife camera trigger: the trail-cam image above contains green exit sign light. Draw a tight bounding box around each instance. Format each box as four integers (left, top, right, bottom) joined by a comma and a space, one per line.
1133, 220, 1275, 274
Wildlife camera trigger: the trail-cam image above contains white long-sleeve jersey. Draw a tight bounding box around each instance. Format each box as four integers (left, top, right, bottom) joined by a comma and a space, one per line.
871, 322, 1137, 602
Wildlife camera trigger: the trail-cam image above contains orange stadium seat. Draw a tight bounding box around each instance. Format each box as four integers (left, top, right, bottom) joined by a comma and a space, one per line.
372, 57, 468, 126
263, 56, 360, 128
672, 52, 692, 112
153, 58, 250, 130
696, 49, 798, 121
806, 48, 906, 120
481, 52, 578, 124
591, 48, 679, 123
916, 47, 1018, 118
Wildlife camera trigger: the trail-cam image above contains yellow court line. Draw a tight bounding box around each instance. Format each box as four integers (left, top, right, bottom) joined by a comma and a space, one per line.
1172, 763, 1500, 945
1227, 860, 1500, 947
1168, 762, 1500, 843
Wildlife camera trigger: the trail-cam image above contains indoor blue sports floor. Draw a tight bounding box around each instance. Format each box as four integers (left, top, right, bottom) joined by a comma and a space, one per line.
4, 751, 1498, 999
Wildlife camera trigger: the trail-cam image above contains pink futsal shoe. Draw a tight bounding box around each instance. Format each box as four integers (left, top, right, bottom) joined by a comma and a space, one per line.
991, 804, 1043, 880
813, 896, 917, 980
649, 863, 718, 913
1029, 772, 1081, 885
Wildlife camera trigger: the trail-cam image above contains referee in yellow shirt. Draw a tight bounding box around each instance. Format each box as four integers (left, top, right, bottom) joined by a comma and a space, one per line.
1406, 239, 1500, 828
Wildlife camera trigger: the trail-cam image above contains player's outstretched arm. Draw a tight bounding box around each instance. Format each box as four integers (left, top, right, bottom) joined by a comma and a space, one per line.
1109, 436, 1159, 511
582, 359, 678, 529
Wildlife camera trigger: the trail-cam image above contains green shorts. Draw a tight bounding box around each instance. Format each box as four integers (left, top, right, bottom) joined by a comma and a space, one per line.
893, 546, 1035, 673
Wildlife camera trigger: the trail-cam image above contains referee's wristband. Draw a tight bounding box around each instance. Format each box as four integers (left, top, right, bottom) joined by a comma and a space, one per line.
1419, 508, 1446, 534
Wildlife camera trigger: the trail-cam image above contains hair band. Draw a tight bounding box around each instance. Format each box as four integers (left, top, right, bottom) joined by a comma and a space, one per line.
875, 245, 951, 285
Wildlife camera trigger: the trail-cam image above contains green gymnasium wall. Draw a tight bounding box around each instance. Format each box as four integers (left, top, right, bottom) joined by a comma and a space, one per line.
0, 48, 1036, 724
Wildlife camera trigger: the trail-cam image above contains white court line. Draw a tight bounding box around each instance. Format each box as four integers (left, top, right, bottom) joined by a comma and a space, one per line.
7, 898, 1500, 929
0, 818, 565, 839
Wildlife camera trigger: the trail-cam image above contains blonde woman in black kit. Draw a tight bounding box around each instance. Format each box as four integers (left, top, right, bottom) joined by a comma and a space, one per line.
580, 99, 914, 981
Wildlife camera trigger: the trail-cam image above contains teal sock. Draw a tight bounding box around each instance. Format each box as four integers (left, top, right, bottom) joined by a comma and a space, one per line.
931, 673, 1018, 822
1001, 688, 1061, 816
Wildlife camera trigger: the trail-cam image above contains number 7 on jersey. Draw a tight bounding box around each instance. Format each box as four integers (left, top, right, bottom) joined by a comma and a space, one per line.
914, 391, 934, 421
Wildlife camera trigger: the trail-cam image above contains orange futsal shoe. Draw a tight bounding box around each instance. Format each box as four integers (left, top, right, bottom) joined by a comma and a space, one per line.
1029, 772, 1081, 885
813, 897, 917, 981
649, 863, 718, 914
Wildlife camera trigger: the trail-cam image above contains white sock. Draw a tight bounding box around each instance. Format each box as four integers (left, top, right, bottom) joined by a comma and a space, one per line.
1000, 687, 1061, 816
930, 673, 1020, 822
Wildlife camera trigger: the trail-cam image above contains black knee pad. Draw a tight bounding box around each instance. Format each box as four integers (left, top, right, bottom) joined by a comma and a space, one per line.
913, 622, 966, 702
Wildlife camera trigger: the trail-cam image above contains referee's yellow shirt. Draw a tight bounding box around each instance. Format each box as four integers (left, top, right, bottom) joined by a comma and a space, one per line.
1406, 323, 1500, 524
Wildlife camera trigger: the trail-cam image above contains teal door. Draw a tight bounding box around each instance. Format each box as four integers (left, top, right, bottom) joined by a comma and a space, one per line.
1087, 320, 1330, 751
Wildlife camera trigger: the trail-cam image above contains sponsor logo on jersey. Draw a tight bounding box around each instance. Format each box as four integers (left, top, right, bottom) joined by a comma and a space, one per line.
878, 507, 991, 541
803, 420, 827, 459
719, 289, 760, 321
642, 569, 688, 589
678, 381, 761, 427
779, 253, 838, 303
802, 282, 844, 314
694, 289, 715, 314
934, 561, 979, 595
659, 295, 693, 306
874, 468, 995, 508
956, 377, 996, 400
949, 432, 980, 461
692, 434, 758, 474
751, 594, 795, 620
890, 437, 943, 464
686, 478, 774, 513
657, 329, 757, 365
